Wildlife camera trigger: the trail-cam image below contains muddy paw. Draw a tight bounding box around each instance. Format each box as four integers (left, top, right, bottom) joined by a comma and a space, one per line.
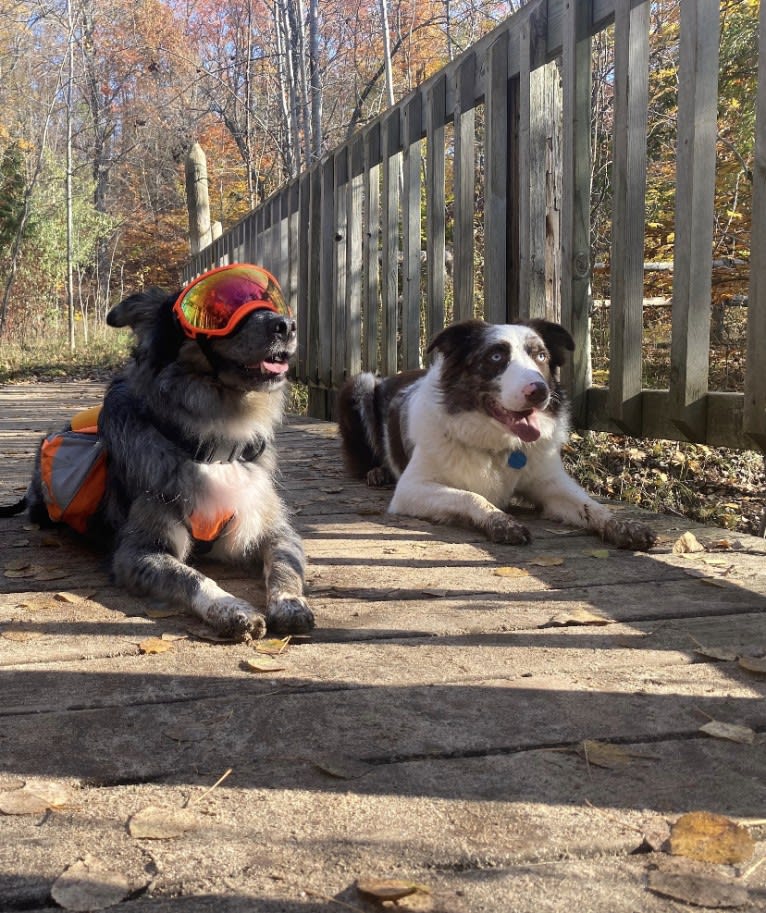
603, 517, 656, 551
267, 594, 315, 635
484, 514, 532, 545
207, 597, 267, 640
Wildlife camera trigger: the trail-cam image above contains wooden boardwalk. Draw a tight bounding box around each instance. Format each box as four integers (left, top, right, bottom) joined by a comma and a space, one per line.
1, 381, 765, 912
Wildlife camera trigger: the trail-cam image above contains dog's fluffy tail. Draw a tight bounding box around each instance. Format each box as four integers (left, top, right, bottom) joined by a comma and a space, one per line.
0, 496, 28, 518
337, 373, 384, 479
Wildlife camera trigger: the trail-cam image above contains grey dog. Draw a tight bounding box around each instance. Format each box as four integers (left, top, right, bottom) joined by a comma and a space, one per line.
1, 283, 314, 641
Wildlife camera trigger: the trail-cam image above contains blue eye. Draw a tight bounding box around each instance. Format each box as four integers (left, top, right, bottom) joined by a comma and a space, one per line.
536, 351, 548, 363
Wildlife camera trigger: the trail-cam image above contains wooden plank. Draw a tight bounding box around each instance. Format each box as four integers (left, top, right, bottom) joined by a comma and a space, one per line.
519, 13, 552, 322
608, 0, 650, 435
669, 0, 720, 441
346, 137, 364, 377
318, 155, 335, 389
402, 92, 423, 369
363, 123, 381, 372
453, 51, 477, 321
426, 74, 447, 341
296, 172, 310, 380
586, 387, 751, 450
381, 109, 401, 375
484, 31, 510, 324
744, 0, 766, 451
332, 146, 349, 385
305, 164, 322, 389
560, 0, 593, 425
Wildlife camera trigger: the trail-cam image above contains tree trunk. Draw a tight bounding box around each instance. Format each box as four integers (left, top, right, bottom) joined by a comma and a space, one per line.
185, 143, 213, 255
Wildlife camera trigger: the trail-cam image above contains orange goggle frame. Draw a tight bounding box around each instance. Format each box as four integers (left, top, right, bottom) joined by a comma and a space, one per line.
173, 264, 290, 339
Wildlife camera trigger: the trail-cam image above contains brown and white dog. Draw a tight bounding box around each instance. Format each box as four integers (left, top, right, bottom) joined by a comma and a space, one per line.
338, 318, 655, 550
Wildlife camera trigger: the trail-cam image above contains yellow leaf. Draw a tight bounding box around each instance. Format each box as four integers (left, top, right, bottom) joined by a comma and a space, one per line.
138, 637, 173, 655
254, 636, 291, 655
668, 811, 754, 864
672, 532, 705, 554
541, 607, 610, 627
245, 656, 286, 673
528, 556, 564, 567
356, 878, 431, 901
493, 566, 529, 577
588, 549, 610, 559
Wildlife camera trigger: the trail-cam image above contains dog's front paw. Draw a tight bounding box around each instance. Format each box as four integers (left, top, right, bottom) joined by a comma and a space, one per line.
206, 596, 267, 640
366, 466, 395, 487
603, 517, 656, 551
267, 593, 315, 635
484, 514, 531, 545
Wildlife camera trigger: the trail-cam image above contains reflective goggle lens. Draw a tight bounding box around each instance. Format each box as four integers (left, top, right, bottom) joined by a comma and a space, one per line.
173, 264, 289, 337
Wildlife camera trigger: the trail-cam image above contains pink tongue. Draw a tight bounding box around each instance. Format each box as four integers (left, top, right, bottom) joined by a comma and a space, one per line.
490, 406, 541, 442
260, 360, 289, 375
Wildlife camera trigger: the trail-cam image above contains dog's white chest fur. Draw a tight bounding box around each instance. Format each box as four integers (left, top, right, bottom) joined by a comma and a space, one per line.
192, 460, 282, 553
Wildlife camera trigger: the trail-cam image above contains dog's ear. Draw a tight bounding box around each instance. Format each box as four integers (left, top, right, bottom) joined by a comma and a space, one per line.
107, 288, 173, 334
526, 319, 575, 369
426, 319, 488, 359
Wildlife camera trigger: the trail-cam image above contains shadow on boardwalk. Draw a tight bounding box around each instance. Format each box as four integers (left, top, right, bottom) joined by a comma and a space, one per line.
1, 382, 765, 912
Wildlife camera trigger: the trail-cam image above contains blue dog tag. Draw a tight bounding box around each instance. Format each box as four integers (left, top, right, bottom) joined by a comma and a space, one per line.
507, 450, 527, 470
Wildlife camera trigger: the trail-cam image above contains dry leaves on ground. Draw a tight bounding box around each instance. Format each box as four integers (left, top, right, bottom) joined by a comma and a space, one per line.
541, 607, 610, 627
51, 854, 131, 912
699, 720, 756, 745
668, 811, 754, 865
356, 878, 431, 902
127, 804, 198, 840
647, 860, 749, 909
0, 780, 74, 815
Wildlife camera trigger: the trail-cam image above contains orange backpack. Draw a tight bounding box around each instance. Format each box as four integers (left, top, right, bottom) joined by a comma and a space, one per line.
39, 405, 107, 534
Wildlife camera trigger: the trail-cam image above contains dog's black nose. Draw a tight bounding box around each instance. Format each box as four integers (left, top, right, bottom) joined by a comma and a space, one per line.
523, 380, 549, 406
269, 315, 297, 339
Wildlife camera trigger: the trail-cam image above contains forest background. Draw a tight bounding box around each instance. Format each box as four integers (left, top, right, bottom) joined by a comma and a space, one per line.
0, 0, 763, 534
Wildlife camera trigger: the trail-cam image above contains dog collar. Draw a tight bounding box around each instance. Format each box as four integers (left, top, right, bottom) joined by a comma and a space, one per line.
507, 450, 527, 470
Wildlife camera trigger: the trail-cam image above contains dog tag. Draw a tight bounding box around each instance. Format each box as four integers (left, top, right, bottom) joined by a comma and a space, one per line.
507, 450, 527, 470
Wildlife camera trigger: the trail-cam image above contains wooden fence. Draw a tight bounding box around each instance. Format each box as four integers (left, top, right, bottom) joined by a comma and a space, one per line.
182, 0, 766, 452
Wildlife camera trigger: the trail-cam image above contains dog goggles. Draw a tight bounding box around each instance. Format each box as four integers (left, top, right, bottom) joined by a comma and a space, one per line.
173, 264, 290, 338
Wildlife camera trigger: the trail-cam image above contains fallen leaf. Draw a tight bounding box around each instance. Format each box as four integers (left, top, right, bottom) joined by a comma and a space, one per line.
54, 592, 82, 604
738, 655, 766, 676
51, 854, 131, 911
254, 636, 291, 655
311, 754, 375, 779
4, 566, 38, 579
34, 567, 70, 581
672, 531, 705, 554
699, 720, 756, 745
588, 548, 611, 559
186, 623, 237, 643
541, 607, 610, 627
245, 656, 286, 673
4, 559, 31, 571
0, 780, 74, 815
647, 863, 749, 909
138, 637, 173, 655
578, 740, 634, 769
528, 556, 564, 567
699, 578, 731, 588
694, 646, 739, 662
669, 811, 754, 864
356, 878, 430, 901
128, 805, 198, 839
493, 566, 529, 578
